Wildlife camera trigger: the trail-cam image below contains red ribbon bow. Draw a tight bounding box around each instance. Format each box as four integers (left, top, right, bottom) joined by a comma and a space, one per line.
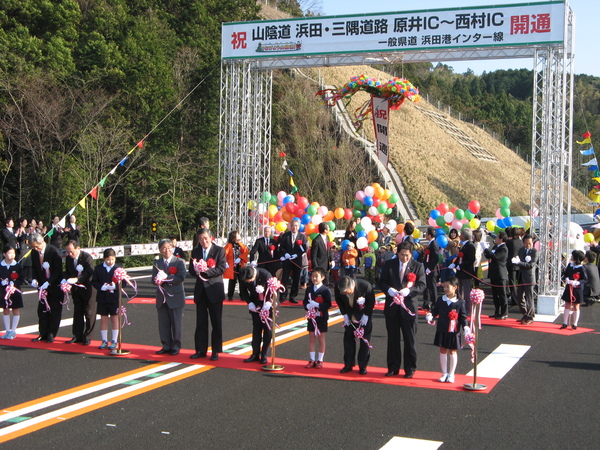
448, 310, 459, 333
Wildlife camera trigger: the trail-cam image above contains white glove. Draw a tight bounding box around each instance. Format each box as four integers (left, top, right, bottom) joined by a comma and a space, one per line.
511, 256, 520, 264
31, 279, 38, 288
60, 279, 67, 285
426, 313, 433, 322
455, 265, 461, 271
290, 254, 298, 260
107, 282, 116, 292
101, 283, 110, 291
225, 263, 229, 268
425, 268, 431, 275
399, 288, 410, 297
343, 314, 351, 326
40, 281, 50, 290
248, 302, 257, 312
463, 326, 471, 335
263, 301, 272, 311
387, 288, 399, 297
572, 280, 580, 287
308, 300, 320, 309
234, 258, 241, 264
284, 253, 291, 260
280, 256, 286, 261
564, 278, 571, 285
448, 263, 456, 269
67, 277, 77, 285
156, 270, 167, 280
1, 279, 7, 286
360, 314, 369, 326
250, 260, 258, 267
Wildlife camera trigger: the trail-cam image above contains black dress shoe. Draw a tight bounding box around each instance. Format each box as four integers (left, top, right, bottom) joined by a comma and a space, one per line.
340, 366, 353, 374
498, 315, 508, 320
244, 354, 260, 363
156, 349, 169, 355
190, 352, 206, 359
404, 372, 414, 379
82, 339, 91, 346
31, 336, 43, 342
46, 334, 54, 343
65, 338, 77, 344
385, 370, 399, 377
289, 299, 298, 304
259, 356, 268, 364
359, 367, 367, 375
210, 353, 219, 361
488, 314, 499, 319
169, 349, 180, 355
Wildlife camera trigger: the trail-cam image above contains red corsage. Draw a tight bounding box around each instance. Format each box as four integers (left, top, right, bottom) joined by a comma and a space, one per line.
10, 272, 18, 280
458, 252, 464, 258
296, 239, 303, 246
573, 273, 580, 280
269, 245, 276, 251
406, 272, 416, 289
207, 258, 216, 268
448, 310, 459, 333
424, 249, 430, 255
314, 295, 324, 304
169, 266, 177, 275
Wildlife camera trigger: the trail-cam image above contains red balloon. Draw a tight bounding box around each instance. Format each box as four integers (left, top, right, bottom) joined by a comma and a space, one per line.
438, 203, 449, 214
285, 202, 296, 213
450, 206, 458, 213
372, 197, 380, 207
343, 208, 353, 221
468, 200, 481, 214
297, 196, 309, 209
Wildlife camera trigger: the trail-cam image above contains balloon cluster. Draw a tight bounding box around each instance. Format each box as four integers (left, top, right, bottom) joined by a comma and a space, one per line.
427, 200, 481, 249
483, 197, 513, 233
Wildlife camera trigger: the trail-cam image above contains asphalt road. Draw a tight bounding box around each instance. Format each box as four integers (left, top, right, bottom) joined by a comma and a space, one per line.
1, 267, 599, 449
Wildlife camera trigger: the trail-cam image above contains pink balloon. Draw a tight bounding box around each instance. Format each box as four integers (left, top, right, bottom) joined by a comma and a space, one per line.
355, 190, 366, 201
364, 186, 375, 197
395, 234, 403, 244
451, 219, 462, 230
495, 208, 503, 219
318, 206, 328, 216
277, 191, 286, 200
428, 217, 437, 227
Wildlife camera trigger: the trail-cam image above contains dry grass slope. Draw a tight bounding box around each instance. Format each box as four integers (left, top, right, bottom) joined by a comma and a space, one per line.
257, 3, 589, 220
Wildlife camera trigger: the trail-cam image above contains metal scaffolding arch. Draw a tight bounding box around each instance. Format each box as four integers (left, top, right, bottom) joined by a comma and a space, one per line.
530, 5, 575, 297
217, 61, 272, 241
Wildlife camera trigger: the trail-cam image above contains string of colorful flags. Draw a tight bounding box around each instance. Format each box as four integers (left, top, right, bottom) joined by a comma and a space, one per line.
279, 150, 298, 194
577, 132, 600, 203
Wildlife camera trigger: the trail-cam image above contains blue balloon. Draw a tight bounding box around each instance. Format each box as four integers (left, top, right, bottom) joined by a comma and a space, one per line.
435, 228, 446, 236
497, 218, 505, 229
430, 209, 441, 219
363, 196, 373, 207
357, 230, 367, 239
341, 239, 351, 251
299, 224, 305, 232
595, 208, 600, 216
283, 195, 294, 205
413, 250, 419, 260
436, 235, 449, 249
504, 216, 513, 227
301, 213, 311, 225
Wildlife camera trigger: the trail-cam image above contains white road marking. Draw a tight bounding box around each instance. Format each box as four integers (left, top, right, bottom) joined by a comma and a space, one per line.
466, 343, 530, 379
380, 436, 443, 449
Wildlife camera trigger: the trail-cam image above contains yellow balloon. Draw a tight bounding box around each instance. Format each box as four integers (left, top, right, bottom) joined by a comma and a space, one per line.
584, 233, 595, 243
412, 229, 421, 239
470, 218, 481, 229
275, 221, 287, 232
486, 220, 495, 231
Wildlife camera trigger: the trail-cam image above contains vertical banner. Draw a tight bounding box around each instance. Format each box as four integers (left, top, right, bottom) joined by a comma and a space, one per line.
372, 96, 390, 167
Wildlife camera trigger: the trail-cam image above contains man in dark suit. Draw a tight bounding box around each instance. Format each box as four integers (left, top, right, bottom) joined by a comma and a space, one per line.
484, 231, 509, 319
335, 276, 376, 375
153, 239, 187, 355
379, 241, 426, 378
422, 227, 440, 311
249, 226, 278, 276
277, 218, 307, 303
64, 240, 96, 345
189, 228, 226, 361
453, 228, 476, 310
513, 235, 538, 324
1, 217, 17, 249
29, 233, 64, 343
583, 250, 600, 307
505, 227, 523, 306
238, 266, 273, 364
310, 222, 332, 283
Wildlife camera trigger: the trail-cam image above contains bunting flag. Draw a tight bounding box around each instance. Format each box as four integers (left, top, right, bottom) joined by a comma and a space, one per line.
282, 159, 288, 171
577, 137, 592, 145
99, 177, 107, 188
587, 165, 599, 171
119, 157, 128, 167
290, 176, 298, 194
58, 216, 66, 228
279, 151, 286, 157
78, 198, 86, 209
582, 158, 597, 166
89, 186, 99, 200
137, 140, 144, 148
580, 147, 595, 156
287, 169, 294, 177
46, 228, 54, 238
67, 206, 76, 216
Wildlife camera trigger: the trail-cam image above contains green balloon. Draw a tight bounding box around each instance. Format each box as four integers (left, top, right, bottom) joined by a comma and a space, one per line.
369, 241, 379, 251
353, 199, 363, 210
328, 221, 336, 231
454, 209, 465, 220
500, 196, 511, 208
309, 233, 318, 240
353, 209, 362, 218
307, 205, 318, 215
355, 223, 364, 232
386, 208, 393, 215
270, 194, 278, 205
377, 203, 387, 214
464, 210, 475, 220
435, 216, 446, 227
500, 207, 510, 218
388, 193, 399, 203
461, 223, 470, 230
261, 191, 271, 203
442, 225, 450, 234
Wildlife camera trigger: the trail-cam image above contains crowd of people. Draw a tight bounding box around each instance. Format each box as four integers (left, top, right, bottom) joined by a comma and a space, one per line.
1, 214, 597, 383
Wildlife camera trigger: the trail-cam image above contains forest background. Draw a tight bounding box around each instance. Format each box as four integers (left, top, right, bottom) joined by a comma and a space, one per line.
0, 0, 598, 247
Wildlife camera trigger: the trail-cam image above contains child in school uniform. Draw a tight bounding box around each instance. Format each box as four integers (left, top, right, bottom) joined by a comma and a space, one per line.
91, 248, 121, 350
426, 276, 468, 383
0, 245, 23, 339
560, 250, 587, 330
303, 267, 332, 369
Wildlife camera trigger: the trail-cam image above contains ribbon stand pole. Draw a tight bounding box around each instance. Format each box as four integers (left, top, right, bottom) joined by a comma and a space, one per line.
262, 299, 284, 372
110, 282, 130, 356
463, 300, 485, 391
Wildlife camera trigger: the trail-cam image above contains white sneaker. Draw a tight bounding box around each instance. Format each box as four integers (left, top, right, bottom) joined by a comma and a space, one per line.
446, 375, 455, 383
438, 374, 448, 382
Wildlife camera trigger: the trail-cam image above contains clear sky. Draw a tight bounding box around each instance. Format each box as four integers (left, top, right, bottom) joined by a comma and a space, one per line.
318, 0, 598, 77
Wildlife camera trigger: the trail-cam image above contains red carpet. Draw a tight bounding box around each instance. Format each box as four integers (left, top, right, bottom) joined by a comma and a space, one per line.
127, 297, 305, 307
478, 316, 592, 335
1, 336, 497, 392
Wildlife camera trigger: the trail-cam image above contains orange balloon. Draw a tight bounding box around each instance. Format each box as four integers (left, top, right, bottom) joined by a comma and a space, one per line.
268, 205, 278, 219
373, 186, 384, 199
367, 230, 379, 242
304, 223, 316, 235
334, 207, 345, 220
381, 189, 391, 201
310, 201, 320, 208
281, 210, 293, 222
323, 211, 334, 222
396, 223, 405, 234
371, 182, 381, 189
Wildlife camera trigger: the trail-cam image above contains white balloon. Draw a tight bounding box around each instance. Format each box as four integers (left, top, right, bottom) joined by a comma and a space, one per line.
356, 236, 368, 250
443, 211, 454, 223
360, 216, 372, 228
364, 186, 375, 197
368, 206, 378, 216
311, 214, 323, 225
